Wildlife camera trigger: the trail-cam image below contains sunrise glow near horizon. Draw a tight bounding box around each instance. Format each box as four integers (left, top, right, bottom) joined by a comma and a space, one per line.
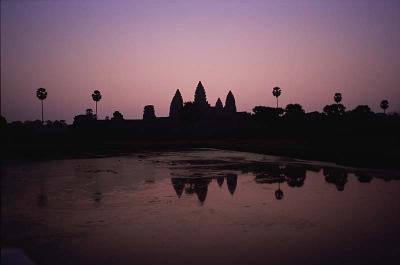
1, 0, 400, 122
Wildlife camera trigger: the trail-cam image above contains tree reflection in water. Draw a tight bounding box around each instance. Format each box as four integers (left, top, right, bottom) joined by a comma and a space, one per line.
323, 167, 348, 191
37, 175, 48, 207
355, 172, 373, 183
284, 166, 306, 188
275, 182, 284, 200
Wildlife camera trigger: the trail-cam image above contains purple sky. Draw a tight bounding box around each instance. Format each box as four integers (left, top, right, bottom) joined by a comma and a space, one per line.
1, 0, 400, 122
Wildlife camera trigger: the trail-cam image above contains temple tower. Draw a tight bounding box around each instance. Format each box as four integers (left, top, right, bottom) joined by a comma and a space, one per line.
224, 90, 237, 113
194, 81, 209, 108
143, 105, 156, 120
169, 89, 183, 118
215, 98, 223, 112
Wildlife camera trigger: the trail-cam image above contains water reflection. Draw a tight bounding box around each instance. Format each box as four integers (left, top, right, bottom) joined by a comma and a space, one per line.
37, 175, 48, 207
226, 174, 238, 195
170, 163, 400, 204
171, 175, 212, 204
323, 167, 348, 191
172, 173, 238, 204
355, 172, 373, 183
275, 182, 284, 200
285, 166, 306, 188
216, 175, 224, 187
2, 151, 400, 265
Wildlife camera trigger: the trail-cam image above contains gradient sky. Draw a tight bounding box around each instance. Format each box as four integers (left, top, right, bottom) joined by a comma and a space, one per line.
1, 0, 400, 122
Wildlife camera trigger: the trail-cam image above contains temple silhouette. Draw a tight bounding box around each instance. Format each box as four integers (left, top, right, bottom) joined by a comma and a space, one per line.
72, 80, 248, 126
68, 80, 253, 139
169, 81, 239, 119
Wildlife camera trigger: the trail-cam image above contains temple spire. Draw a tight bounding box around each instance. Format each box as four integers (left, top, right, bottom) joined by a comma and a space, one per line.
194, 81, 208, 107
224, 90, 237, 113
169, 89, 183, 118
215, 98, 223, 112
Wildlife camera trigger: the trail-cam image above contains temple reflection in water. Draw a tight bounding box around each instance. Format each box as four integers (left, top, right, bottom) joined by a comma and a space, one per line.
171, 173, 238, 204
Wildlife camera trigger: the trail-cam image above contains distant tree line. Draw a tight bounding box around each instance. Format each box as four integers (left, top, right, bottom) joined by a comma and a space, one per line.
0, 83, 396, 130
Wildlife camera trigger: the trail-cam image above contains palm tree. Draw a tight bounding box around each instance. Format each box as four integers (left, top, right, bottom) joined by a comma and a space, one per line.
334, 93, 342, 104
272, 87, 282, 108
380, 100, 389, 114
36, 88, 47, 124
91, 90, 102, 118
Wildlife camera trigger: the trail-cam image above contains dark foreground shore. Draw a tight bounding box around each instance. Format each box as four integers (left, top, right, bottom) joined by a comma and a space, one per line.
2, 136, 399, 169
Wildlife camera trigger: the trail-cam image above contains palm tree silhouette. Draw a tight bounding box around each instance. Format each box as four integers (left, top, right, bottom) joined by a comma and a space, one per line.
36, 88, 47, 124
334, 93, 342, 104
272, 87, 282, 108
275, 182, 284, 200
380, 100, 389, 114
91, 90, 102, 119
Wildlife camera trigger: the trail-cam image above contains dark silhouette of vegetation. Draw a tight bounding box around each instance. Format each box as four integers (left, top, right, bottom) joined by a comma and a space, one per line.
380, 100, 389, 114
348, 105, 373, 120
45, 120, 67, 127
91, 90, 102, 118
0, 115, 7, 128
112, 111, 124, 121
334, 92, 342, 104
323, 92, 345, 117
253, 106, 283, 121
284, 103, 305, 120
36, 88, 48, 123
323, 103, 346, 118
86, 108, 94, 116
272, 87, 282, 108
73, 108, 96, 126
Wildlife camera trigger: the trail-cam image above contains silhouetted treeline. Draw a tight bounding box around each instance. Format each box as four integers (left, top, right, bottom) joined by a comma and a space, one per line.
1, 102, 399, 168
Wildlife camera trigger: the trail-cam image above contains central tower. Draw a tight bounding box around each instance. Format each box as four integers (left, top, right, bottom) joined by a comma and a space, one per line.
194, 81, 209, 108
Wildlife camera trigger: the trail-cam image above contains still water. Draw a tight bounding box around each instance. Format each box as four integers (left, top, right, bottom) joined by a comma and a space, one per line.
2, 149, 400, 265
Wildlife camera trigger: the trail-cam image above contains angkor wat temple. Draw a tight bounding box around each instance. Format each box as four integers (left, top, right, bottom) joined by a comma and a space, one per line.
72, 80, 252, 138
140, 80, 248, 121
169, 81, 238, 119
